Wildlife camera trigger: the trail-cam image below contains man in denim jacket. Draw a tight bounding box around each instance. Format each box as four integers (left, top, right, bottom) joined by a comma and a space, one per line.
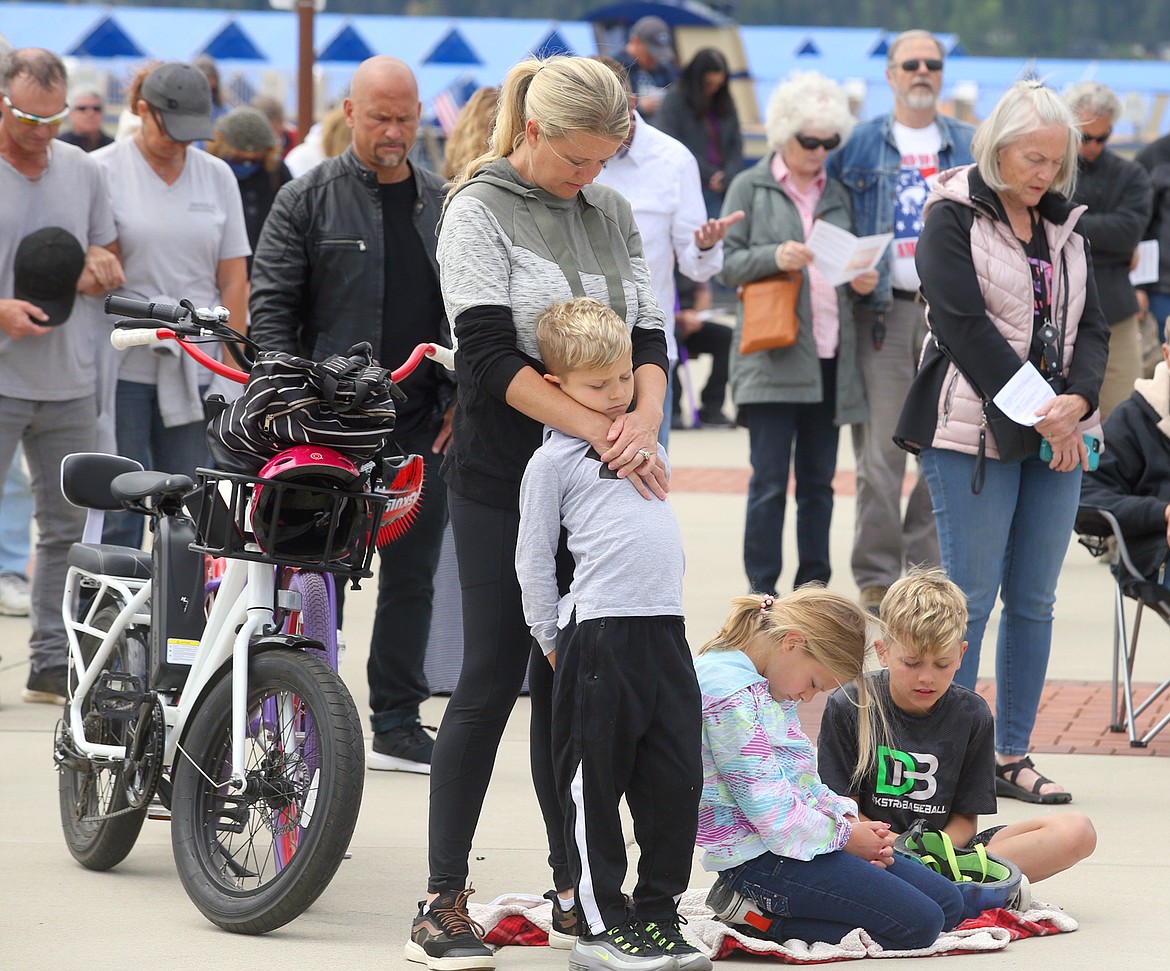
826, 29, 974, 615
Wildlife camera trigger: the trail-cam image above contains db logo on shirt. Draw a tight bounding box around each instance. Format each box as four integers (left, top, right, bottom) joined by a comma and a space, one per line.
875, 746, 938, 800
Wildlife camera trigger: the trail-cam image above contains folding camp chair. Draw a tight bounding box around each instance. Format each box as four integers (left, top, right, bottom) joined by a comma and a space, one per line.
1075, 506, 1170, 746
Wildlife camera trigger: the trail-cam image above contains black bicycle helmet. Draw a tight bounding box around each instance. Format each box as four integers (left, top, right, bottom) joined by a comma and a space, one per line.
250, 445, 367, 561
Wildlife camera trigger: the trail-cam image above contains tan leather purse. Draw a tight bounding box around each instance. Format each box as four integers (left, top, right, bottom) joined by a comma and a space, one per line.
737, 272, 802, 354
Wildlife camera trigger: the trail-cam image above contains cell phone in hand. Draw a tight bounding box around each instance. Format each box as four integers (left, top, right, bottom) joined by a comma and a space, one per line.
1039, 434, 1100, 471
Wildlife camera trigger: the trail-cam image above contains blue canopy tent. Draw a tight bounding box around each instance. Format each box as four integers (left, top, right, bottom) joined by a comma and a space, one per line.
66, 14, 146, 59
200, 20, 266, 62
316, 22, 375, 63
583, 1, 733, 28
532, 28, 577, 59
421, 26, 483, 67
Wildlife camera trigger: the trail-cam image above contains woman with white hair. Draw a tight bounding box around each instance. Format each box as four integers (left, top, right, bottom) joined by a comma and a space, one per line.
718, 71, 876, 596
895, 80, 1110, 804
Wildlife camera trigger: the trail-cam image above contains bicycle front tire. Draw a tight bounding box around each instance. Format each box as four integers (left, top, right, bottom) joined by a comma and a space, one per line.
170, 648, 364, 934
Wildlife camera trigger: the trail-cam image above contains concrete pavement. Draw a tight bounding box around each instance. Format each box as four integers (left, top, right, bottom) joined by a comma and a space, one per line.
2, 423, 1168, 968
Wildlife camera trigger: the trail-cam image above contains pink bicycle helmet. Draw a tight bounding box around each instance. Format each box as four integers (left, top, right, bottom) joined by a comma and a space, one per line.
250, 445, 367, 561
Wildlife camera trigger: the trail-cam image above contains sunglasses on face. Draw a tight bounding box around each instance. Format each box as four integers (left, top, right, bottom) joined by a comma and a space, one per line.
1081, 130, 1111, 145
899, 58, 944, 72
794, 132, 842, 151
73, 104, 103, 113
3, 94, 69, 127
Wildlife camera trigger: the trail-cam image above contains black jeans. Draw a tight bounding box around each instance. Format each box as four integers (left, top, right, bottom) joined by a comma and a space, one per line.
427, 489, 568, 893
365, 424, 449, 733
673, 320, 733, 416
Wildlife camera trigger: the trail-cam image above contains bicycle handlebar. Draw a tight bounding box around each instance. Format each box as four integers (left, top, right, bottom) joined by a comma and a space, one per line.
390, 342, 455, 382
108, 326, 454, 386
105, 294, 188, 324
105, 292, 453, 386
110, 327, 171, 350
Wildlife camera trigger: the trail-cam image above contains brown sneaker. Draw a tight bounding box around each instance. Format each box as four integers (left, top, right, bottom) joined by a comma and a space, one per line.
404, 887, 494, 970
859, 585, 889, 617
544, 889, 579, 949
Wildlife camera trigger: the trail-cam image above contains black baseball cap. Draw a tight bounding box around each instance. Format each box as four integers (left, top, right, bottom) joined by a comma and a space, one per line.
141, 62, 213, 142
13, 227, 86, 327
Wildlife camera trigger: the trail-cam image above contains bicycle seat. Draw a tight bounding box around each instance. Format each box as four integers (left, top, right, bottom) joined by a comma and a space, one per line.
61, 453, 145, 510
111, 470, 196, 503
67, 543, 152, 579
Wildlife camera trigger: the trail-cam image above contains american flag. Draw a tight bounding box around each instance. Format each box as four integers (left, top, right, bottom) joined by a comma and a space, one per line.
432, 75, 479, 136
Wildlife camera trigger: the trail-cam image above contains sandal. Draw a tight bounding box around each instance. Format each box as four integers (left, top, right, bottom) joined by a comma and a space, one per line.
995, 756, 1072, 804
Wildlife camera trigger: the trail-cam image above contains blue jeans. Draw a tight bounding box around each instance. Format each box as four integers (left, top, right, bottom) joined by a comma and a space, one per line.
0, 446, 32, 576
721, 851, 963, 951
921, 448, 1082, 755
741, 359, 839, 594
103, 380, 210, 548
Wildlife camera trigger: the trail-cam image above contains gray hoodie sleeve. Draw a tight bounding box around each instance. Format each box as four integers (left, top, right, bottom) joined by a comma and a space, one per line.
516, 448, 564, 656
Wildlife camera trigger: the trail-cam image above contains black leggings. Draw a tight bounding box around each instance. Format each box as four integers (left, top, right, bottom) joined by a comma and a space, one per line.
427, 489, 568, 893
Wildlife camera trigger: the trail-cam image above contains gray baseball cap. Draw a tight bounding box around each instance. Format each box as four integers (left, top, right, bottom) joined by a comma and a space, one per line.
631, 16, 675, 66
141, 62, 213, 142
215, 106, 277, 153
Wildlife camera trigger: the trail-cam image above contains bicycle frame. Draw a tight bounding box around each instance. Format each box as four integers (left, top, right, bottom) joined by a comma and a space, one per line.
63, 551, 279, 789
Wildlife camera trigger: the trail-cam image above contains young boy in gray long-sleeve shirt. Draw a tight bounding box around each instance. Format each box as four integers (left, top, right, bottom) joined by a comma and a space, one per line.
516, 298, 708, 970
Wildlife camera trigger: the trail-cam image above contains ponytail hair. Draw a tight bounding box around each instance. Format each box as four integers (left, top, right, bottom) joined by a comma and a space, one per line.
445, 55, 630, 202
701, 587, 888, 788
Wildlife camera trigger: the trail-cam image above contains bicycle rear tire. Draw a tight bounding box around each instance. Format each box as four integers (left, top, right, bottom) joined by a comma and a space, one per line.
57, 601, 151, 870
170, 648, 364, 934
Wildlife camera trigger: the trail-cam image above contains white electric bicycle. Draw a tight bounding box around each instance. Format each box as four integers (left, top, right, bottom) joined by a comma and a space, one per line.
54, 295, 451, 934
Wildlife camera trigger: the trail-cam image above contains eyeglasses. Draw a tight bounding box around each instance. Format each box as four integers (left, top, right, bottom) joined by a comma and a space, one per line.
3, 94, 69, 127
899, 58, 944, 72
1081, 130, 1111, 145
794, 132, 842, 151
73, 105, 103, 113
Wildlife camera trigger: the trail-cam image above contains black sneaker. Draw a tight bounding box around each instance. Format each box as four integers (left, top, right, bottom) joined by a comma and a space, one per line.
404, 887, 494, 970
643, 917, 712, 970
570, 920, 677, 970
544, 889, 579, 950
369, 722, 435, 774
22, 665, 67, 705
697, 407, 733, 427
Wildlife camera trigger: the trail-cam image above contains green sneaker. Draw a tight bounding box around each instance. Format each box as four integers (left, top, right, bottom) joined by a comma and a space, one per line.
570, 919, 677, 970
643, 917, 713, 970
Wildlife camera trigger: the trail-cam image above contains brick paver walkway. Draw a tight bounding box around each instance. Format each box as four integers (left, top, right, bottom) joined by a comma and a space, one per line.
799, 679, 1170, 758
673, 462, 1170, 757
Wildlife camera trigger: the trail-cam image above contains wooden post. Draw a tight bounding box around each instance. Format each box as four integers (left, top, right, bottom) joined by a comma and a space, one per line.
297, 0, 314, 141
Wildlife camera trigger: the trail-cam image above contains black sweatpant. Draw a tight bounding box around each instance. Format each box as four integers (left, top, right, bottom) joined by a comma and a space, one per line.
427, 489, 569, 893
553, 614, 702, 934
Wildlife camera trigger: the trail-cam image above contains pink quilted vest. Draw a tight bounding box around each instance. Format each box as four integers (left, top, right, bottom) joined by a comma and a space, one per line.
924, 166, 1103, 458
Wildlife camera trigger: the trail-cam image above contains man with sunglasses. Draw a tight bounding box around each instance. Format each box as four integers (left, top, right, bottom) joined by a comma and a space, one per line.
1, 48, 124, 705
826, 29, 974, 617
57, 85, 113, 154
1065, 82, 1152, 421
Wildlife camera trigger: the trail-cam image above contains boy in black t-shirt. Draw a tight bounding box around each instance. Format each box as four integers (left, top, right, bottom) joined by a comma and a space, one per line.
818, 568, 1096, 884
